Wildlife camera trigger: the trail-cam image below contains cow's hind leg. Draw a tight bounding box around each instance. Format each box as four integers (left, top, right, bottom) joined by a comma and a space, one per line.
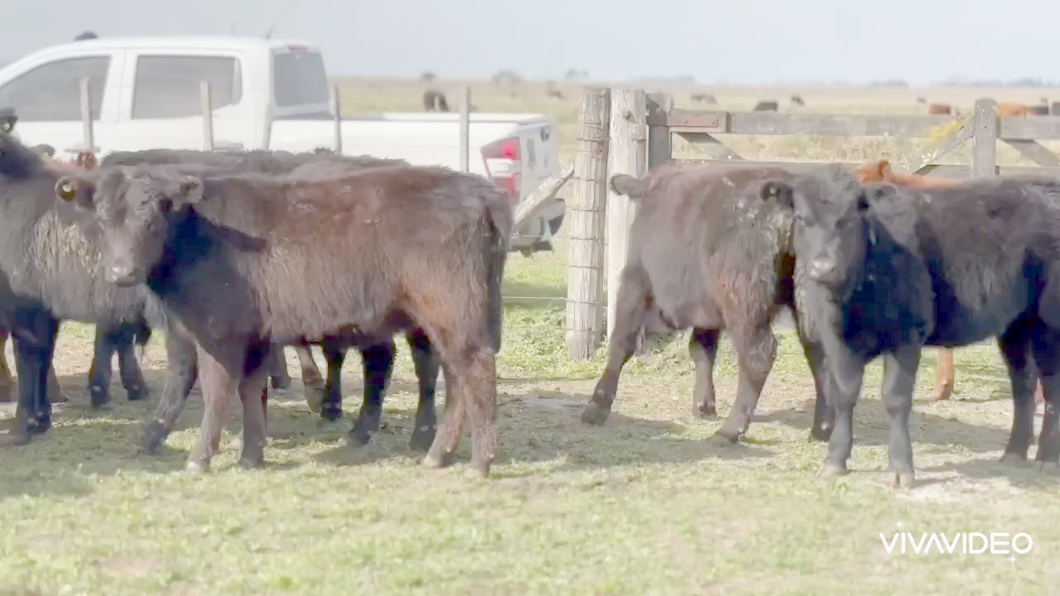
929, 348, 955, 401
352, 341, 395, 443
689, 328, 720, 419
714, 323, 776, 443
582, 267, 650, 425
881, 346, 919, 489
267, 345, 292, 390
238, 343, 271, 468
294, 342, 326, 413
1029, 325, 1060, 472
320, 339, 348, 423
408, 330, 441, 452
186, 343, 240, 473
998, 317, 1037, 464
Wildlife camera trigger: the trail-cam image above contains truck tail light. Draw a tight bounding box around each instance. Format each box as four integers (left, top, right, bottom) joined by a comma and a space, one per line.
481, 137, 521, 203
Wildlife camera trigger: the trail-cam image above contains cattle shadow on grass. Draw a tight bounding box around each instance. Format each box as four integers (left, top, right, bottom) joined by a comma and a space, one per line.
0, 375, 196, 501
311, 388, 771, 472
757, 397, 1015, 455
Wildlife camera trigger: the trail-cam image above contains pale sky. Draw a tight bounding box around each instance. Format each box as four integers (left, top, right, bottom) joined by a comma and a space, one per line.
3, 0, 1058, 85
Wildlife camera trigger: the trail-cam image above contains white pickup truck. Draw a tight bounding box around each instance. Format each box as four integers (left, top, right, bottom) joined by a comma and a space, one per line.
0, 36, 564, 253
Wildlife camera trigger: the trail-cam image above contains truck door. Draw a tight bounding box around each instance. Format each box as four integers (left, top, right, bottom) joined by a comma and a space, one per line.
110, 50, 255, 153
0, 51, 122, 161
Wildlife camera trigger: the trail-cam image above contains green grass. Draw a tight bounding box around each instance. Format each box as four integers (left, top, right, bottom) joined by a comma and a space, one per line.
0, 241, 1057, 595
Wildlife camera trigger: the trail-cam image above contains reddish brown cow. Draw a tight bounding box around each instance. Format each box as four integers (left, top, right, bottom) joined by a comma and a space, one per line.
997, 103, 1031, 118
928, 103, 953, 115
855, 160, 1046, 405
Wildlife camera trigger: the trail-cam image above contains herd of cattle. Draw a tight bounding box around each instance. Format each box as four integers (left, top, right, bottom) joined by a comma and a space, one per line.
689, 93, 1058, 117
0, 103, 1056, 488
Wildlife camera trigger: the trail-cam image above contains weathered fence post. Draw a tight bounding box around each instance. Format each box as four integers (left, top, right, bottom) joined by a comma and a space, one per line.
606, 89, 647, 340
79, 77, 94, 154
331, 85, 343, 154
199, 81, 214, 151
646, 93, 673, 167
565, 88, 611, 360
971, 98, 998, 178
459, 85, 471, 172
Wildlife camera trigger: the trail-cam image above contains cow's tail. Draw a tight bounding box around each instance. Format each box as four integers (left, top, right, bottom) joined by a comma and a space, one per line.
484, 190, 513, 353
609, 173, 649, 201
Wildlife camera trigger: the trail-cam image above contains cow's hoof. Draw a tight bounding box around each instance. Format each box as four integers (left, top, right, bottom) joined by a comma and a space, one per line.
692, 403, 717, 420
410, 425, 436, 452
239, 456, 264, 469
809, 424, 833, 442
423, 451, 456, 469
817, 462, 848, 478
140, 422, 169, 454
930, 385, 952, 401
2, 432, 31, 447
350, 422, 375, 446
890, 471, 915, 489
185, 460, 209, 474
1000, 452, 1028, 465
711, 427, 743, 444
580, 403, 611, 425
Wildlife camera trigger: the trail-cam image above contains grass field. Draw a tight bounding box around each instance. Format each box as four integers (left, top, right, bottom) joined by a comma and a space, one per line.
1, 80, 1060, 595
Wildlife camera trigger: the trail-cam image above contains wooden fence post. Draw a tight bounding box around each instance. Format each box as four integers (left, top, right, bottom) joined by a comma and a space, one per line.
646, 93, 673, 168
606, 89, 647, 340
971, 98, 998, 178
79, 77, 94, 154
199, 81, 214, 151
565, 88, 611, 360
459, 85, 471, 172
331, 85, 343, 154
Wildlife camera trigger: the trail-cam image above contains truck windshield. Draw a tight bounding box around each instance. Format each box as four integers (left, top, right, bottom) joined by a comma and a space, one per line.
272, 50, 329, 108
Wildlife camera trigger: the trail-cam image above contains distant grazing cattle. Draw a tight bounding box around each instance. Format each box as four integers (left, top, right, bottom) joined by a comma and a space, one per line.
790, 95, 805, 106
916, 97, 927, 105
57, 161, 511, 477
581, 164, 834, 444
854, 159, 1047, 406
762, 164, 1060, 487
753, 100, 779, 112
690, 93, 717, 104
997, 103, 1031, 118
423, 89, 450, 112
1028, 105, 1050, 116
546, 88, 565, 100
928, 103, 953, 115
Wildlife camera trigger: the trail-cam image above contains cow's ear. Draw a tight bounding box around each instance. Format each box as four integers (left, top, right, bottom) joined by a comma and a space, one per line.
856, 191, 871, 213
760, 180, 794, 209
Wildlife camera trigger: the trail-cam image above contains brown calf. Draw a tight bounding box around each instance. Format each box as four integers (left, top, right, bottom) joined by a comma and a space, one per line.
854, 160, 1045, 405
56, 162, 511, 477
582, 163, 834, 444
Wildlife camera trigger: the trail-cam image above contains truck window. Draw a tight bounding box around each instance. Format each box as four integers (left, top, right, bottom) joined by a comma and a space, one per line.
0, 56, 110, 121
272, 51, 329, 107
131, 55, 242, 119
